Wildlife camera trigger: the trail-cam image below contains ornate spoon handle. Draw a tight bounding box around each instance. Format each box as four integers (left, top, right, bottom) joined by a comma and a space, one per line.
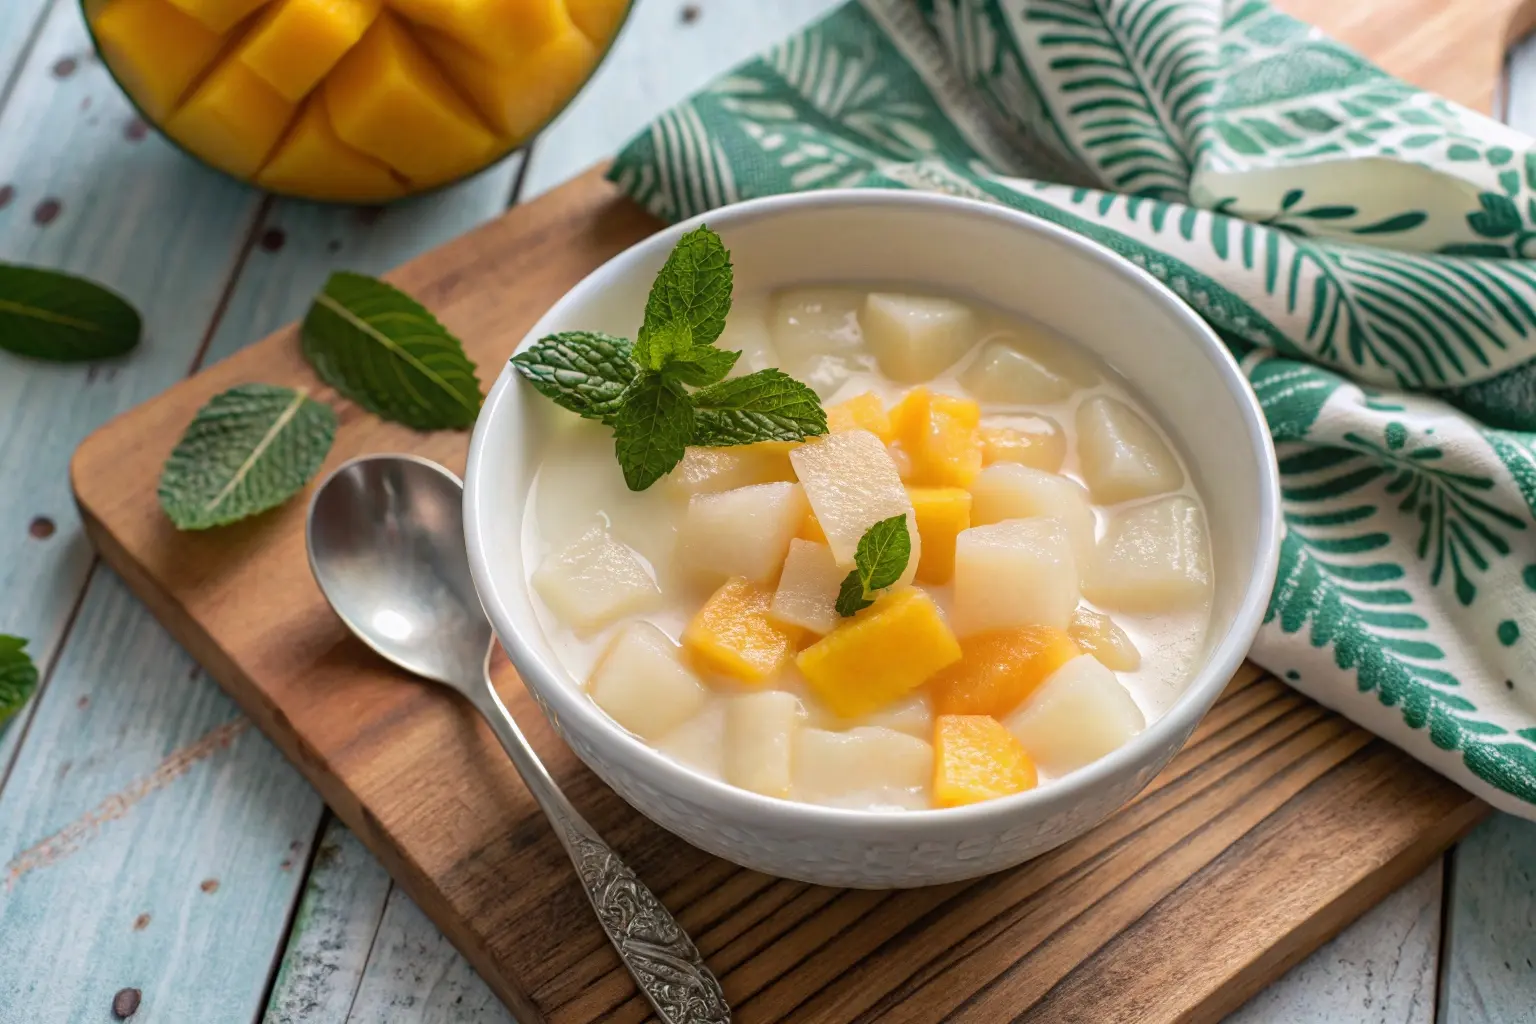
469, 655, 730, 1024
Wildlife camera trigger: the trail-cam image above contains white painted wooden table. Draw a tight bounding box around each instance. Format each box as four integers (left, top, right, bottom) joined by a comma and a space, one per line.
0, 1, 1531, 1021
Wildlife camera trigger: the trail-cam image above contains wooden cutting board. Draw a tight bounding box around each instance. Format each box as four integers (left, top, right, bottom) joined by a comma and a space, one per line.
71, 0, 1531, 1016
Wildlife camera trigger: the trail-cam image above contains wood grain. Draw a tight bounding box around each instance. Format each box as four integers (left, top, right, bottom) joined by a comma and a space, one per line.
72, 167, 1488, 1023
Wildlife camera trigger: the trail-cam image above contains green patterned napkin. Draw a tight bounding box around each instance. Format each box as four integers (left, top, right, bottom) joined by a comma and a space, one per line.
608, 0, 1536, 816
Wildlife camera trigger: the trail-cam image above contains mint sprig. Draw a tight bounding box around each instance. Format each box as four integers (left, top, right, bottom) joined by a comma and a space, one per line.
509, 226, 826, 490
834, 514, 913, 617
0, 635, 39, 727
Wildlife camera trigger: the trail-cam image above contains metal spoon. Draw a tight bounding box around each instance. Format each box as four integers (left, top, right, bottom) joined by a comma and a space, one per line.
305, 453, 729, 1024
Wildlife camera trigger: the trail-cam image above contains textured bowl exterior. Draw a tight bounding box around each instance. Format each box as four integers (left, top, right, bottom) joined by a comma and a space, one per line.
466, 190, 1281, 888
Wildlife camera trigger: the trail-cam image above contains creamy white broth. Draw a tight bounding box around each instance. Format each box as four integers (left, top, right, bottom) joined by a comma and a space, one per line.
521, 286, 1215, 810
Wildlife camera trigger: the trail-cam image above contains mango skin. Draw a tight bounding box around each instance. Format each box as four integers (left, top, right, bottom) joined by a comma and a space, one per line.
83, 0, 632, 202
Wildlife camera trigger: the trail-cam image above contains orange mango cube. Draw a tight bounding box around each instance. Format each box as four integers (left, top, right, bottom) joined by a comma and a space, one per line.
165, 58, 295, 177
906, 486, 970, 584
797, 589, 962, 719
929, 625, 1080, 718
683, 578, 801, 684
387, 0, 565, 59
257, 97, 404, 201
825, 391, 893, 442
92, 0, 224, 121
566, 0, 630, 44
420, 19, 596, 143
933, 715, 1038, 807
979, 419, 1066, 473
324, 13, 499, 185
796, 510, 828, 544
238, 0, 383, 102
890, 387, 983, 488
165, 0, 270, 32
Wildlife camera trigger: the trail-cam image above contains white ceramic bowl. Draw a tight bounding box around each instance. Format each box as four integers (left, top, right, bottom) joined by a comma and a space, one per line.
465, 190, 1280, 889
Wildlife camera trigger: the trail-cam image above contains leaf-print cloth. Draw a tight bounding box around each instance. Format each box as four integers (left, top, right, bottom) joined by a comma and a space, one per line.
608, 0, 1536, 817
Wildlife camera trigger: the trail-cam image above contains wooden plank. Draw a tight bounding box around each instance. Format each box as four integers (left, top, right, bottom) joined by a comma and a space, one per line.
264, 817, 394, 1024
346, 888, 516, 1024
520, 0, 844, 198
1227, 864, 1441, 1024
1438, 814, 1536, 1023
69, 167, 1486, 1023
0, 1, 262, 768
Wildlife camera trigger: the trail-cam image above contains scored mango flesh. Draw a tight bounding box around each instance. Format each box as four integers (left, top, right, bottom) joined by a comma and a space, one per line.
87, 0, 628, 200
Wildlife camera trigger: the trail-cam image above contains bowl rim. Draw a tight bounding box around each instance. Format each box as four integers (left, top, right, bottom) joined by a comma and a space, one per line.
465, 187, 1282, 836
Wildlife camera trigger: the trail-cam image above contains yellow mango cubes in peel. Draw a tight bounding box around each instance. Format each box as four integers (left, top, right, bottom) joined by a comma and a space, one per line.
87, 0, 629, 201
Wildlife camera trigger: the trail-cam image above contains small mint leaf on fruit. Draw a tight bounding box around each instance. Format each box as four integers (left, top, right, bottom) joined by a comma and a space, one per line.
511, 331, 636, 423
158, 383, 337, 531
835, 571, 873, 618
0, 635, 38, 727
0, 263, 141, 361
633, 225, 732, 368
664, 346, 739, 388
691, 369, 827, 446
302, 271, 481, 430
614, 372, 694, 491
836, 514, 912, 617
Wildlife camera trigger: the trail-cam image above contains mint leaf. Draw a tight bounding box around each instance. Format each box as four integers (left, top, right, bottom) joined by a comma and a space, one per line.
691, 369, 828, 445
857, 514, 912, 591
511, 331, 635, 423
835, 571, 873, 617
158, 383, 337, 530
0, 263, 141, 361
835, 514, 912, 617
614, 373, 694, 491
302, 271, 481, 430
0, 635, 38, 727
632, 225, 732, 369
664, 346, 739, 387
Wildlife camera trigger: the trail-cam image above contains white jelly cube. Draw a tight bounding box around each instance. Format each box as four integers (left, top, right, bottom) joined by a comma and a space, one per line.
959, 326, 1097, 404
656, 700, 725, 777
724, 690, 804, 798
952, 518, 1078, 634
793, 726, 933, 809
1004, 655, 1144, 775
587, 622, 708, 741
770, 539, 846, 635
1076, 396, 1184, 505
681, 481, 808, 584
1085, 495, 1213, 612
861, 293, 978, 382
769, 287, 873, 397
666, 445, 794, 498
789, 431, 920, 582
533, 525, 662, 632
969, 463, 1097, 566
861, 691, 933, 738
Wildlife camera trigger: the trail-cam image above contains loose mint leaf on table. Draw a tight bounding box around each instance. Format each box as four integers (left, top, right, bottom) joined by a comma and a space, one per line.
0, 635, 39, 727
632, 225, 733, 369
511, 331, 636, 423
835, 514, 913, 617
692, 369, 828, 445
0, 263, 141, 361
302, 271, 481, 430
158, 383, 337, 531
663, 346, 739, 388
614, 373, 695, 491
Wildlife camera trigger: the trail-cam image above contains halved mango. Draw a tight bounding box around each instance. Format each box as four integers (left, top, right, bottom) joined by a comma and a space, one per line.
928, 625, 1080, 718
237, 0, 382, 101
92, 0, 224, 121
420, 19, 597, 143
165, 58, 295, 177
796, 589, 961, 719
324, 13, 499, 185
933, 715, 1037, 807
890, 387, 983, 488
387, 0, 565, 59
165, 0, 271, 32
257, 97, 404, 201
906, 486, 970, 585
825, 391, 893, 442
683, 578, 802, 684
